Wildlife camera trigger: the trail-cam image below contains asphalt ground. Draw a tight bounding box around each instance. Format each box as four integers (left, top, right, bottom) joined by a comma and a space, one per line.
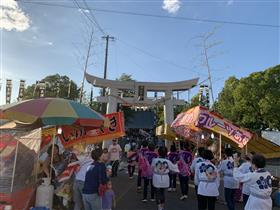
112, 170, 244, 210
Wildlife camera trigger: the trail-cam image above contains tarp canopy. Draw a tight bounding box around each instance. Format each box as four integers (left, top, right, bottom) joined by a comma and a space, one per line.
171, 106, 280, 158
156, 124, 177, 141
171, 106, 253, 148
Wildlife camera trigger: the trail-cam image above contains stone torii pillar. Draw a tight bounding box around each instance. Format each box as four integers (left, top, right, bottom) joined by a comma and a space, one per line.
102, 87, 118, 149
164, 89, 174, 149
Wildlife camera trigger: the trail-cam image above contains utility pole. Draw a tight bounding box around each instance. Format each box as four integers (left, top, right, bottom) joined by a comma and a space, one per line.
203, 38, 215, 107
101, 35, 114, 113
80, 29, 94, 103
102, 35, 114, 94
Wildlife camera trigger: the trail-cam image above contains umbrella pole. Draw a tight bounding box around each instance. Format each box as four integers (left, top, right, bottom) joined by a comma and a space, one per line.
11, 140, 19, 193
245, 143, 248, 155
49, 134, 55, 179
219, 133, 222, 160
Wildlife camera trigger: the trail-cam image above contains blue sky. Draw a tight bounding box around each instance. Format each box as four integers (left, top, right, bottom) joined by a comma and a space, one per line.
1, 0, 279, 105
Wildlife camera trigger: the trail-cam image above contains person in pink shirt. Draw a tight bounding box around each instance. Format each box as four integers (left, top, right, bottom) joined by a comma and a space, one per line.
178, 142, 193, 200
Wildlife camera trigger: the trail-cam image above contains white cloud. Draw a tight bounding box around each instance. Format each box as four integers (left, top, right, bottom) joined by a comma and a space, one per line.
162, 0, 181, 14
0, 0, 31, 31
227, 0, 234, 6
47, 42, 53, 46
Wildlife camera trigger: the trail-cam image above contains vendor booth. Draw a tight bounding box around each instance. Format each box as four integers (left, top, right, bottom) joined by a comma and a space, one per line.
0, 98, 125, 210
171, 106, 280, 159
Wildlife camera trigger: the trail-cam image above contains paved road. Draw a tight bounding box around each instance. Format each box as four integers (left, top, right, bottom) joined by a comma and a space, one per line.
112, 171, 244, 210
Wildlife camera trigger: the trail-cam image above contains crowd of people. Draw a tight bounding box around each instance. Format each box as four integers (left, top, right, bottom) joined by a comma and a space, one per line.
125, 140, 273, 210
42, 138, 274, 210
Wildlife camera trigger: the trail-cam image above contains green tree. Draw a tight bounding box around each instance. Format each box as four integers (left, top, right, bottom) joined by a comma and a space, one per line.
215, 65, 280, 131
116, 73, 135, 97
23, 74, 79, 100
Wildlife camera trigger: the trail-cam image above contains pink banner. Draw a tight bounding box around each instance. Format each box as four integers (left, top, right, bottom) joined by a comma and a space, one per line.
172, 106, 253, 148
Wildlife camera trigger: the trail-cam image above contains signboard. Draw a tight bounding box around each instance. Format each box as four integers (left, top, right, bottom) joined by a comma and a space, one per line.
171, 106, 253, 148
58, 112, 125, 148
197, 108, 252, 148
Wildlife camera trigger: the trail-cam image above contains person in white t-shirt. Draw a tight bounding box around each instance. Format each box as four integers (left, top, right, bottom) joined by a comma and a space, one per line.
108, 139, 122, 177
151, 146, 179, 210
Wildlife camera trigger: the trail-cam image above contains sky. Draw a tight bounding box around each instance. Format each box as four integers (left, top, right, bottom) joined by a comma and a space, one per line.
0, 0, 279, 105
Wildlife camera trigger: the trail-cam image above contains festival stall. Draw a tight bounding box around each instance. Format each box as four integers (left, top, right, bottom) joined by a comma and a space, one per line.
0, 98, 124, 210
156, 124, 177, 141
171, 106, 254, 159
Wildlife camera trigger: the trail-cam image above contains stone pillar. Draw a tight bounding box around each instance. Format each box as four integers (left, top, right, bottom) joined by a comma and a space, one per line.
164, 89, 174, 149
103, 87, 118, 149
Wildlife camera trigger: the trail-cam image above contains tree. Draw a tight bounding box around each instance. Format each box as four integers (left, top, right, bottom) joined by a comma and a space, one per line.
115, 73, 135, 98
23, 74, 79, 100
215, 65, 280, 131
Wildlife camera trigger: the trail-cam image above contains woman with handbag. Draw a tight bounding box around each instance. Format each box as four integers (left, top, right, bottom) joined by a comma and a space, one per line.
82, 148, 108, 210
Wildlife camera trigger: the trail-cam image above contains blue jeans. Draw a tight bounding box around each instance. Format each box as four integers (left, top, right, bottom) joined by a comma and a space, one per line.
73, 180, 84, 210
82, 193, 101, 210
224, 188, 236, 210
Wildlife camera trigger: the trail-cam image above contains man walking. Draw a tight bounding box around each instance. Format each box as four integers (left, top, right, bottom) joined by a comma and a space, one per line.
108, 139, 122, 177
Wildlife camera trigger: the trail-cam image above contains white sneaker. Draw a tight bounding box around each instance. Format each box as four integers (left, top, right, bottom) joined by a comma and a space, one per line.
150, 199, 155, 202
172, 188, 176, 192
168, 188, 172, 192
180, 195, 186, 200
184, 195, 188, 199
142, 199, 148, 202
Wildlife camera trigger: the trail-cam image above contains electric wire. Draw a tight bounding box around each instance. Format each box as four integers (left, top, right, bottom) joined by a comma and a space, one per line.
20, 1, 279, 28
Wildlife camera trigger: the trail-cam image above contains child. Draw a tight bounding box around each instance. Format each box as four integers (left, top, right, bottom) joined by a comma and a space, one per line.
127, 146, 137, 179
102, 180, 116, 210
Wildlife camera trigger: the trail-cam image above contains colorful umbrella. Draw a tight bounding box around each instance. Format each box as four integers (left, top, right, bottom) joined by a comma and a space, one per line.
0, 98, 106, 127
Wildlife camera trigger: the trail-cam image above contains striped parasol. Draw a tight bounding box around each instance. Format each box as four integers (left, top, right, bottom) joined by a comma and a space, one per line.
0, 98, 106, 128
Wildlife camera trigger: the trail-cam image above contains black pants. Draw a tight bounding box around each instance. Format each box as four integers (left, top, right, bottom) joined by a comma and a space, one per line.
155, 188, 165, 205
128, 165, 135, 177
243, 194, 249, 208
110, 160, 119, 177
169, 173, 177, 189
179, 175, 189, 196
224, 188, 236, 210
197, 194, 216, 210
137, 169, 142, 187
143, 178, 155, 199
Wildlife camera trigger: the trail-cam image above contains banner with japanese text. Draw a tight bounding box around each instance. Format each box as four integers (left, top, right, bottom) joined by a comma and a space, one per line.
171, 106, 253, 148
197, 108, 253, 148
58, 112, 125, 148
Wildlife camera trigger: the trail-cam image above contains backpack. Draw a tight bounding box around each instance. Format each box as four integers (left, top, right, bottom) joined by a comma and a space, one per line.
139, 153, 153, 178
178, 153, 191, 177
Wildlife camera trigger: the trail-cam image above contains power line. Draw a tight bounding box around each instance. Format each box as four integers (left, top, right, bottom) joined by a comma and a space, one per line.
81, 0, 106, 35
118, 38, 206, 76
21, 1, 279, 28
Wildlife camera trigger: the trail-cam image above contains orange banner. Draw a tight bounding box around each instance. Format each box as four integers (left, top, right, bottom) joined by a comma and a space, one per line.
58, 112, 125, 148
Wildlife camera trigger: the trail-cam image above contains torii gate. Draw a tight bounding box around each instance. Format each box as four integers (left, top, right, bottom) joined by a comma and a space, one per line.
85, 73, 199, 147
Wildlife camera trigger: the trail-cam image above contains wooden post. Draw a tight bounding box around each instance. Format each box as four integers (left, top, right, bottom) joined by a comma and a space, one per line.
11, 140, 19, 193
49, 134, 56, 178
219, 133, 222, 160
